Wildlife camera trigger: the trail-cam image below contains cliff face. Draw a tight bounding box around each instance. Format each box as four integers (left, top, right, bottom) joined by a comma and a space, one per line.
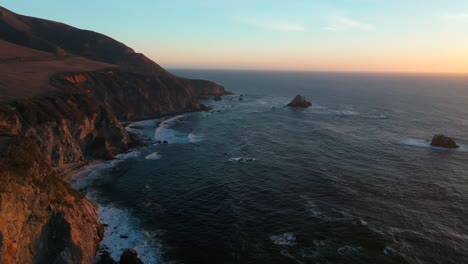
0, 138, 103, 264
0, 92, 131, 166
0, 6, 230, 263
54, 70, 217, 121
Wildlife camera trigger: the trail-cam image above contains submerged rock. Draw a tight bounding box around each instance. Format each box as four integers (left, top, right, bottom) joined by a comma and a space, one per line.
286, 95, 312, 108
120, 249, 144, 264
213, 96, 222, 101
430, 134, 459, 148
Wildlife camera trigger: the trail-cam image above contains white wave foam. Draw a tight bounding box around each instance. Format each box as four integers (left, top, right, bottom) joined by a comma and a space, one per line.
126, 119, 161, 141
145, 152, 161, 160
334, 110, 359, 116
366, 115, 388, 119
71, 166, 162, 263
68, 158, 162, 263
400, 139, 468, 151
97, 203, 162, 263
400, 139, 431, 148
116, 150, 141, 160
228, 157, 257, 163
270, 233, 297, 246
188, 132, 205, 143
127, 119, 160, 128
154, 115, 205, 144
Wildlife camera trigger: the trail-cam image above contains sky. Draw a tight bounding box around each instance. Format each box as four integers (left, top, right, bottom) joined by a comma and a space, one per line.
3, 0, 468, 73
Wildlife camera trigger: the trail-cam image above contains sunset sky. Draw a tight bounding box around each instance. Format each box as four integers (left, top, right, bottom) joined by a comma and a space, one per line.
4, 0, 468, 73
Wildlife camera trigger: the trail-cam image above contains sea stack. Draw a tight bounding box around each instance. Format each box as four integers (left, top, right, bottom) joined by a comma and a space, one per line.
430, 134, 459, 148
287, 95, 312, 108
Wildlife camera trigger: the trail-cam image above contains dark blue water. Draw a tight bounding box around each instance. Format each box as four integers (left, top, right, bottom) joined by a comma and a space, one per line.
75, 71, 468, 264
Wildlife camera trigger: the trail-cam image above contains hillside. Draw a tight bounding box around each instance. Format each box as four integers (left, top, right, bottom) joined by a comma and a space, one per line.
0, 40, 116, 101
0, 6, 229, 263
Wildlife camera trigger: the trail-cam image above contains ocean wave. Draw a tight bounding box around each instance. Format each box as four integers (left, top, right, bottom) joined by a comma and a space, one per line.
188, 132, 205, 143
145, 152, 161, 160
399, 139, 468, 151
116, 150, 141, 160
333, 110, 359, 116
126, 119, 161, 141
70, 167, 163, 263
365, 115, 388, 119
270, 233, 297, 246
228, 157, 257, 163
154, 115, 205, 144
97, 202, 162, 263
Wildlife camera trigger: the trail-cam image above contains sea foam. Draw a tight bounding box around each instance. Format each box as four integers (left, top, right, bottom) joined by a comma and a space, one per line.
154, 115, 205, 144
270, 233, 297, 246
145, 152, 161, 160
69, 161, 163, 263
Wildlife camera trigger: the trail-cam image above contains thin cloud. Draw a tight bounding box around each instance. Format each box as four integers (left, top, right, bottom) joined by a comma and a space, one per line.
324, 15, 375, 31
440, 12, 468, 20
239, 17, 305, 32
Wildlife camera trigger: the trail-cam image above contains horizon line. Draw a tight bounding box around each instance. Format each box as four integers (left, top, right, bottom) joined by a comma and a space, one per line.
166, 67, 468, 76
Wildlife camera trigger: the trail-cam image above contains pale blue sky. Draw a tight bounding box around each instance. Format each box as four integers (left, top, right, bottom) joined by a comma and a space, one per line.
3, 0, 468, 72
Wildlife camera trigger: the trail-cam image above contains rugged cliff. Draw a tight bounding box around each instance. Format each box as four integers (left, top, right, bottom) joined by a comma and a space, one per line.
0, 91, 131, 166
0, 137, 103, 264
0, 5, 229, 264
54, 70, 214, 121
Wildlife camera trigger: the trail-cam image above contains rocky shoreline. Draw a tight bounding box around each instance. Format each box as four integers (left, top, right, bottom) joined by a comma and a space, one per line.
0, 6, 229, 263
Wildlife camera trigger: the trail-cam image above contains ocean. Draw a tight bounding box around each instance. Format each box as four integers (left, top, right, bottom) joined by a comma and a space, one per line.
70, 70, 468, 264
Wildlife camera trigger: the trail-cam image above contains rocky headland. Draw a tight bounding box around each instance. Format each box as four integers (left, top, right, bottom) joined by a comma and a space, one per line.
0, 6, 228, 263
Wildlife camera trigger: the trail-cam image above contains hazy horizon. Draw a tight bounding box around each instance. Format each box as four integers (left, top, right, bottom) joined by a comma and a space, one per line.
3, 0, 468, 73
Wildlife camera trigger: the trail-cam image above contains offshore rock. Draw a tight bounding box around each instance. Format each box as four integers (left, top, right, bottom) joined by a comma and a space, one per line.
430, 134, 459, 148
287, 95, 312, 108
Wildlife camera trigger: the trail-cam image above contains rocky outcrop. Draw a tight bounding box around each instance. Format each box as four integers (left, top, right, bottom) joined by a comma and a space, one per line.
0, 91, 131, 166
0, 137, 103, 263
430, 134, 459, 148
120, 249, 144, 264
287, 95, 312, 108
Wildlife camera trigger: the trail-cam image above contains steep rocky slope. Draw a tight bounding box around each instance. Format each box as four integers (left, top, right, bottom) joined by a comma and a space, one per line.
0, 137, 103, 264
0, 5, 229, 263
54, 70, 211, 121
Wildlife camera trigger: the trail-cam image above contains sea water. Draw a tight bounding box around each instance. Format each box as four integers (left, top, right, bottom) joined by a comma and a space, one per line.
71, 71, 468, 264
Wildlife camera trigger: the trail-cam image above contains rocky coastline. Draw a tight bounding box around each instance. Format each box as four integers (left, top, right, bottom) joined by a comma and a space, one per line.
0, 6, 228, 263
